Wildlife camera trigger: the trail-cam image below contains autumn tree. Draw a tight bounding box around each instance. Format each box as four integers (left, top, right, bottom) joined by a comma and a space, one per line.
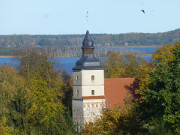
102, 51, 150, 78
0, 65, 25, 119
137, 42, 180, 134
0, 65, 27, 134
58, 70, 73, 114
0, 54, 76, 134
82, 101, 142, 134
0, 117, 12, 135
7, 88, 32, 134
19, 53, 72, 134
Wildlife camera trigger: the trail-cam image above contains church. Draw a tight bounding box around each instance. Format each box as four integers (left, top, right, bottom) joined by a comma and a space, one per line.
72, 30, 139, 127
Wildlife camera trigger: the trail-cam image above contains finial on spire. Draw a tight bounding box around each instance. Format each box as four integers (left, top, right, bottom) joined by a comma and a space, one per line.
86, 10, 88, 30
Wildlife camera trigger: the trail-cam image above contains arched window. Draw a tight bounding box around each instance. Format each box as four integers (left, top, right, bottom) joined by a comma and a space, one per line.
91, 90, 95, 95
76, 75, 78, 80
91, 75, 95, 81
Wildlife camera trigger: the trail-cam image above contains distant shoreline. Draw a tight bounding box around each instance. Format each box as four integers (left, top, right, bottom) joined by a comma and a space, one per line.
0, 56, 16, 58
0, 54, 152, 58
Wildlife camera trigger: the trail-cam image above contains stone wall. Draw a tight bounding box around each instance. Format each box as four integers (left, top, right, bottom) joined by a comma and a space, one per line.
83, 99, 106, 123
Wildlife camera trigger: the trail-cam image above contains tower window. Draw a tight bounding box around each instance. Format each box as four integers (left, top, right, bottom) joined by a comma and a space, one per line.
91, 90, 95, 95
77, 90, 79, 96
91, 75, 95, 81
76, 75, 78, 80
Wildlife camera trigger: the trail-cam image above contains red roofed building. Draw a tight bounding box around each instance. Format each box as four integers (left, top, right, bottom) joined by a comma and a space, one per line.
105, 78, 139, 109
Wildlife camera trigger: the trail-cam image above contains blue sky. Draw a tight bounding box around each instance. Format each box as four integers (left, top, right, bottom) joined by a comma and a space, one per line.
0, 0, 180, 35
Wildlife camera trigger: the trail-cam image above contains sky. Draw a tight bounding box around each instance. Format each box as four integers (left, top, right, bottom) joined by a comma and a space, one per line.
0, 0, 180, 35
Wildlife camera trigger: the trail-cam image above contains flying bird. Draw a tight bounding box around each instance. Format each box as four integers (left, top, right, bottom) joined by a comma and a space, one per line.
141, 10, 145, 14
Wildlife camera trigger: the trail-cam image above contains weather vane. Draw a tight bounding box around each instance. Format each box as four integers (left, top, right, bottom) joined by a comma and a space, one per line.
86, 10, 88, 30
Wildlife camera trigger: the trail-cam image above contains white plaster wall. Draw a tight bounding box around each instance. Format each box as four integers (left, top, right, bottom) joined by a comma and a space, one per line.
81, 70, 104, 86
73, 70, 105, 97
82, 85, 104, 96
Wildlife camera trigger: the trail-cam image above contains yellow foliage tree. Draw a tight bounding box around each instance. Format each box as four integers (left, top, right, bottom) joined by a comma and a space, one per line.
152, 43, 175, 64
0, 117, 13, 135
82, 102, 141, 134
19, 54, 68, 134
0, 65, 25, 118
102, 51, 149, 78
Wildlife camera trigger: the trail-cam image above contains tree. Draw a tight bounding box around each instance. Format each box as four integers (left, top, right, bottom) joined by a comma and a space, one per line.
152, 43, 175, 65
102, 51, 149, 78
19, 53, 70, 134
58, 70, 73, 114
0, 117, 13, 135
7, 88, 32, 134
82, 101, 142, 134
0, 65, 25, 119
0, 65, 27, 134
137, 42, 180, 134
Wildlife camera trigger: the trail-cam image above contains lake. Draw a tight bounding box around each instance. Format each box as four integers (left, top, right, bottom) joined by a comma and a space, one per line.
0, 46, 159, 75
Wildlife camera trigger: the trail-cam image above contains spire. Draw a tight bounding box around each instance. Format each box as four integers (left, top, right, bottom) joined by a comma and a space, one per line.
82, 30, 94, 49
86, 10, 88, 31
72, 11, 104, 71
73, 31, 104, 71
82, 10, 94, 49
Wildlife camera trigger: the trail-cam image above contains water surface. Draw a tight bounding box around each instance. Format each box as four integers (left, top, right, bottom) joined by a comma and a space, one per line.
0, 46, 158, 75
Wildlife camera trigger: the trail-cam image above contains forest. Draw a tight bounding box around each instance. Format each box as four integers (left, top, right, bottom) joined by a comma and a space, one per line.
0, 41, 179, 134
0, 29, 180, 56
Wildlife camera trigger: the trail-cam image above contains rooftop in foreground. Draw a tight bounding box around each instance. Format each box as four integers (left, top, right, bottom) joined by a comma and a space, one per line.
104, 78, 139, 108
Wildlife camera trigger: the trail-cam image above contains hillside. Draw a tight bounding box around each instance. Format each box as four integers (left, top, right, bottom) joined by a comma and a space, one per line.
0, 29, 180, 48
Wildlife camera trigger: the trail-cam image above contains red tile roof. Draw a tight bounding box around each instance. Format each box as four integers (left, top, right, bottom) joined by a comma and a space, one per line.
104, 78, 139, 108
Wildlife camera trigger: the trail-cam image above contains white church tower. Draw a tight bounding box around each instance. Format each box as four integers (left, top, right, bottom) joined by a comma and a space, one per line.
72, 30, 105, 127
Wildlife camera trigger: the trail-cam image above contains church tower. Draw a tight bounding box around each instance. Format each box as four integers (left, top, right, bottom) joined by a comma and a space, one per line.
72, 30, 105, 127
